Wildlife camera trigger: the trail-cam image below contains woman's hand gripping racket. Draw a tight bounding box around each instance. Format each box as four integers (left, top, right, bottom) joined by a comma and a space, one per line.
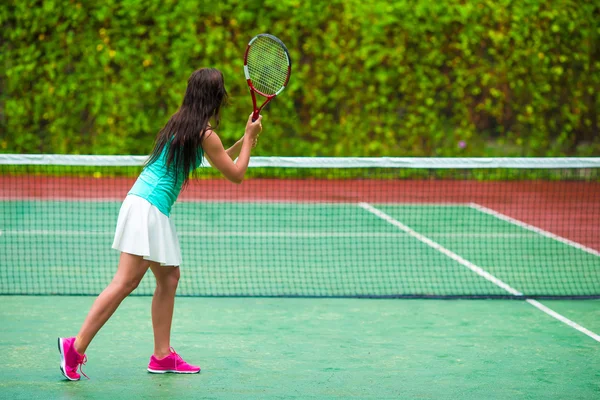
244, 33, 292, 122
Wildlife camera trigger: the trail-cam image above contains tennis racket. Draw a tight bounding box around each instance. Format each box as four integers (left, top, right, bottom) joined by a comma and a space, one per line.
244, 33, 292, 122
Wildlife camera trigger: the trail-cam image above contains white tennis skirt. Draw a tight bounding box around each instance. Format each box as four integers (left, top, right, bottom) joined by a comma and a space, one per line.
112, 195, 182, 266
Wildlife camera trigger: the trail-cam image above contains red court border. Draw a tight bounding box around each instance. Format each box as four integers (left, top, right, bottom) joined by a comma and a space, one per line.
1, 176, 599, 251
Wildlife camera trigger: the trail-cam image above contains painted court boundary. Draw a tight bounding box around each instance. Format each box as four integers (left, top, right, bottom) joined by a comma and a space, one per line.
358, 202, 600, 343
469, 203, 600, 257
0, 229, 539, 239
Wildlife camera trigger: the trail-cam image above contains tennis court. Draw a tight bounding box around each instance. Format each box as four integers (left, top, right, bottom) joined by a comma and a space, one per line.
1, 156, 599, 398
2, 200, 599, 297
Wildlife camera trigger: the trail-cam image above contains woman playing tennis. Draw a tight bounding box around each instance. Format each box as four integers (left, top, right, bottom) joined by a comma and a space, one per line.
58, 68, 263, 380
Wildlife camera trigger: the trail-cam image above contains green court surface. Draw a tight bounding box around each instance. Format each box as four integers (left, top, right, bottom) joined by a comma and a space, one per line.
1, 200, 599, 398
2, 201, 599, 296
0, 296, 599, 399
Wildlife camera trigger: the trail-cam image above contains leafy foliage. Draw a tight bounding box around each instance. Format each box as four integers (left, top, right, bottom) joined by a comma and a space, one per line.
1, 0, 598, 156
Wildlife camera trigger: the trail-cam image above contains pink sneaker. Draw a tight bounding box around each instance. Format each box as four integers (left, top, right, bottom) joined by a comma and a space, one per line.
58, 337, 88, 381
147, 347, 201, 374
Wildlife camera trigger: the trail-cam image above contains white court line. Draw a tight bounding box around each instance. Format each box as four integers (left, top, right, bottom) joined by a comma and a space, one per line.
0, 230, 113, 236
0, 197, 469, 205
0, 230, 403, 238
358, 202, 600, 343
526, 299, 600, 342
358, 203, 522, 295
0, 230, 406, 238
469, 203, 600, 257
181, 232, 402, 238
0, 229, 537, 239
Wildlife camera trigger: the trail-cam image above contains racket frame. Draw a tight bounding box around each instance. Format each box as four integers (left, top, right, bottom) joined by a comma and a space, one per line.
243, 33, 292, 121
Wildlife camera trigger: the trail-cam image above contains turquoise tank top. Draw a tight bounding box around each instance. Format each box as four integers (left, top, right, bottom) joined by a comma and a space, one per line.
129, 146, 201, 217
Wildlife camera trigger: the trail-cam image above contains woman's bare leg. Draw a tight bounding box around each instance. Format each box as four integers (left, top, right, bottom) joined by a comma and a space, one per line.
149, 263, 180, 359
73, 253, 150, 354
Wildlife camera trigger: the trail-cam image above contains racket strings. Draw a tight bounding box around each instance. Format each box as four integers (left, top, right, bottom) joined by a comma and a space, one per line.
247, 37, 289, 95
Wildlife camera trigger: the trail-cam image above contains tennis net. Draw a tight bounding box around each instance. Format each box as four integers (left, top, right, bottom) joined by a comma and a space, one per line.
1, 155, 599, 299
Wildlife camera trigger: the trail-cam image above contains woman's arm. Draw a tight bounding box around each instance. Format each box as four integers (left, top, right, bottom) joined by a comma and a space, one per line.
224, 130, 259, 160
205, 138, 242, 168
203, 114, 262, 184
225, 138, 244, 160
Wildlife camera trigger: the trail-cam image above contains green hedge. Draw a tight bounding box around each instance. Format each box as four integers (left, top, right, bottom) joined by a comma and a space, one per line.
1, 0, 598, 156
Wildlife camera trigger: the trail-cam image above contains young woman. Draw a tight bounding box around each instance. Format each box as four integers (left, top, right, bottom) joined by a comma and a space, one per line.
58, 68, 263, 380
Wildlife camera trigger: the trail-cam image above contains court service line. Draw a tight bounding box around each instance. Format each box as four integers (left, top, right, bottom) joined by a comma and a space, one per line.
0, 229, 537, 239
1, 230, 403, 238
469, 203, 600, 257
358, 202, 600, 343
0, 230, 404, 237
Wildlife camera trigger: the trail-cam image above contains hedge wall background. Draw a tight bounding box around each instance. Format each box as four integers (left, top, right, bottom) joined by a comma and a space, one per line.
0, 0, 598, 156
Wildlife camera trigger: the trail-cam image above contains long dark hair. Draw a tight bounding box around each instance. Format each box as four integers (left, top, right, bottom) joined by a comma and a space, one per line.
146, 68, 228, 185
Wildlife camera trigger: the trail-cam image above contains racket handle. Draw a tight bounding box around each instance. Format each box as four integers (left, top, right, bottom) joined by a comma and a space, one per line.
251, 110, 260, 122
